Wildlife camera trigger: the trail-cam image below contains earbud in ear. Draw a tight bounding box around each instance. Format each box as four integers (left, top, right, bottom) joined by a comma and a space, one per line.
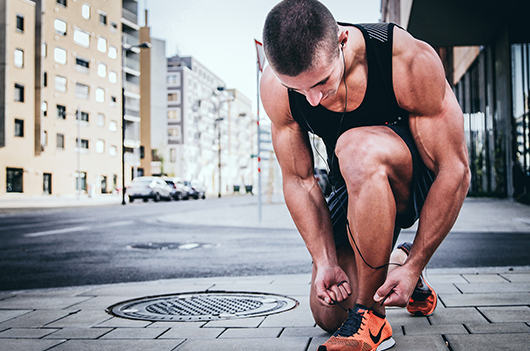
340, 42, 345, 50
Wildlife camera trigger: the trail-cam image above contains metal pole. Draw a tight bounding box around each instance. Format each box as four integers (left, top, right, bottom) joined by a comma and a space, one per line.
256, 60, 262, 223
121, 38, 127, 205
121, 86, 126, 205
218, 115, 222, 198
77, 108, 81, 200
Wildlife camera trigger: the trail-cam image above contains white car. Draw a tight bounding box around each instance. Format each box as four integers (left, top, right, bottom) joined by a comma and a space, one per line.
127, 177, 173, 202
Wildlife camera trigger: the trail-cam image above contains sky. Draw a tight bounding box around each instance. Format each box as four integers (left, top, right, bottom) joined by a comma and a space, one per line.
138, 0, 382, 111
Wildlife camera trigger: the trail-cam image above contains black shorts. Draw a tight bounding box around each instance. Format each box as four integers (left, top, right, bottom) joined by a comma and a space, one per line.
327, 125, 435, 248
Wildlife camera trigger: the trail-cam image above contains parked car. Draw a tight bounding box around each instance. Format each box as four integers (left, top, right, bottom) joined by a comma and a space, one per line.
164, 178, 188, 200
314, 168, 332, 197
127, 176, 173, 202
185, 180, 206, 199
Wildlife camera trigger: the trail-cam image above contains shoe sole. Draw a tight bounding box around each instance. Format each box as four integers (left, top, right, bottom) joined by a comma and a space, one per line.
377, 337, 396, 350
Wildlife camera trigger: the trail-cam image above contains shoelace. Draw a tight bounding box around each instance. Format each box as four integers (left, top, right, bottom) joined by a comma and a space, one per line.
333, 308, 366, 337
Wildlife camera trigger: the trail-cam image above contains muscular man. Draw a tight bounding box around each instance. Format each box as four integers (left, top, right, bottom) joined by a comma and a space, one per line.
260, 1, 470, 350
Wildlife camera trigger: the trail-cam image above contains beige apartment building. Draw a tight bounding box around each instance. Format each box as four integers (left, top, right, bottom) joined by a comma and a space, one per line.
1, 0, 142, 197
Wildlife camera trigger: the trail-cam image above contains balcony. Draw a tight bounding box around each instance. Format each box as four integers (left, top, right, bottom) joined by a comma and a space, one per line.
122, 8, 138, 24
123, 33, 140, 47
125, 57, 140, 72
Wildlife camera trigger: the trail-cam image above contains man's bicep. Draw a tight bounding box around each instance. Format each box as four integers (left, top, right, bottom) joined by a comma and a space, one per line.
271, 122, 314, 181
410, 83, 469, 174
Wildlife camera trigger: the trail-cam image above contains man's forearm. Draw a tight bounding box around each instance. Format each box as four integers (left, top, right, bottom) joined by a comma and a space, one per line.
406, 167, 470, 274
283, 177, 338, 267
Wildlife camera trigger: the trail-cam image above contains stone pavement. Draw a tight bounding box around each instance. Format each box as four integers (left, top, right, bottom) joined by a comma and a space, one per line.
0, 196, 529, 350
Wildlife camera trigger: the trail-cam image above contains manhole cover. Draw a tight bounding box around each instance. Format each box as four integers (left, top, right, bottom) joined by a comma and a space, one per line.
107, 291, 298, 322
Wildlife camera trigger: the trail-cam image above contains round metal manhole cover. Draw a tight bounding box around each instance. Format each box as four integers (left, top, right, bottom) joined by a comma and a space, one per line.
107, 291, 299, 322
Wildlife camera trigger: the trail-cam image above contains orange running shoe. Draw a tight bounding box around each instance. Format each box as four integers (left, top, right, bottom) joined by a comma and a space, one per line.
319, 304, 395, 351
396, 242, 438, 317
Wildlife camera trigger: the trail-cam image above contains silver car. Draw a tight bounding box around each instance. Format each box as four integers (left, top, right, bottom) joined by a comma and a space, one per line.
127, 176, 173, 202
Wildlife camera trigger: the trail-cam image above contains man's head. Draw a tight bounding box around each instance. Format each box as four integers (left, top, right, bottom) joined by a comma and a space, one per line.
263, 0, 340, 77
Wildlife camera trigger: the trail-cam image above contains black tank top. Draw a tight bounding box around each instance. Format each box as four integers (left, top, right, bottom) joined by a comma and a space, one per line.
288, 22, 409, 186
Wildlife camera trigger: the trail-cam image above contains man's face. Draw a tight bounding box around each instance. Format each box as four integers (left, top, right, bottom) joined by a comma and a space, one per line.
275, 51, 343, 107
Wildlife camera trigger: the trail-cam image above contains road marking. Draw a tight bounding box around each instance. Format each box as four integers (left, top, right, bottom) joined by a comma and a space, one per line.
23, 220, 134, 238
25, 226, 90, 238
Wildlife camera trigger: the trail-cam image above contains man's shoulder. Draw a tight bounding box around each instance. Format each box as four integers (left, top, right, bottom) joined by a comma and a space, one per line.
260, 67, 293, 125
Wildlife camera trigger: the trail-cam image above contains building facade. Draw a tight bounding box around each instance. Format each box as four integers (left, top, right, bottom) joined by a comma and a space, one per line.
139, 15, 167, 177
165, 55, 257, 196
382, 0, 530, 202
0, 0, 141, 197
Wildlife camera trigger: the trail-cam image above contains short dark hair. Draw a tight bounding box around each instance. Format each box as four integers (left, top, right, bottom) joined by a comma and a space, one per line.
263, 0, 339, 77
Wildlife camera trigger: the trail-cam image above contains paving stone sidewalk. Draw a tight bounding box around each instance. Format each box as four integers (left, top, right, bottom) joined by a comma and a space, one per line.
1, 268, 530, 351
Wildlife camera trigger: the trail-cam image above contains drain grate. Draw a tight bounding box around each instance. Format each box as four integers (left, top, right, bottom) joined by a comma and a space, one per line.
107, 291, 298, 322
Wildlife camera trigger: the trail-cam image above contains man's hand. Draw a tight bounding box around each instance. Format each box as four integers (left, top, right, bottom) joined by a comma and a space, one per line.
314, 265, 352, 306
373, 265, 418, 307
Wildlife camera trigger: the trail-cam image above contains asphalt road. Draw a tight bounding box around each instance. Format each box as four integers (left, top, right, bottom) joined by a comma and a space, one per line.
1, 197, 529, 291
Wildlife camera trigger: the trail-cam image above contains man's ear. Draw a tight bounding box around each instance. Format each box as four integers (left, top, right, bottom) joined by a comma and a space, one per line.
338, 30, 349, 49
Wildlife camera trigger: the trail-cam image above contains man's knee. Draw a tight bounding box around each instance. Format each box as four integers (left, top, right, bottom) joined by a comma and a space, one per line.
335, 128, 389, 186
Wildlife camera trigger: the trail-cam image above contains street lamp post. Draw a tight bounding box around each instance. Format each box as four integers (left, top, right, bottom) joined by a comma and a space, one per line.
121, 41, 151, 205
215, 117, 224, 198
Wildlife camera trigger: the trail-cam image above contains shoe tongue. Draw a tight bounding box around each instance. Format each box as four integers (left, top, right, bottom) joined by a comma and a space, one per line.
353, 304, 370, 314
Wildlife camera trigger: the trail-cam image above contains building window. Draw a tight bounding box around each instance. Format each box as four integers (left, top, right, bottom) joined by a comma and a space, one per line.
170, 148, 176, 163
57, 133, 65, 149
109, 71, 117, 83
167, 73, 181, 86
76, 110, 89, 122
82, 4, 90, 19
99, 12, 107, 26
111, 96, 117, 104
168, 109, 181, 122
55, 76, 67, 93
168, 126, 182, 141
95, 88, 105, 102
14, 84, 24, 102
74, 28, 90, 47
109, 145, 117, 156
75, 172, 87, 191
108, 46, 117, 59
76, 138, 89, 149
168, 92, 181, 103
109, 120, 117, 132
42, 42, 47, 57
43, 72, 47, 87
14, 49, 24, 68
97, 37, 107, 53
42, 131, 48, 146
75, 82, 90, 99
101, 175, 108, 193
6, 168, 23, 193
43, 173, 52, 194
42, 101, 48, 116
14, 119, 24, 137
54, 19, 67, 36
54, 47, 67, 65
97, 63, 107, 77
96, 140, 105, 153
16, 14, 24, 32
75, 56, 90, 72
56, 0, 67, 7
56, 104, 66, 119
97, 113, 105, 127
